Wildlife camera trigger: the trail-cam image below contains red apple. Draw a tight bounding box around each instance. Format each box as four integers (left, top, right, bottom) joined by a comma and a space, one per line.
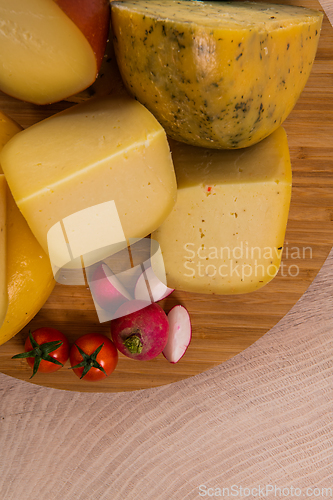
0, 0, 110, 104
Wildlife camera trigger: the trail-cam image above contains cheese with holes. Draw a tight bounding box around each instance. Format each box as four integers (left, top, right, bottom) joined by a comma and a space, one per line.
0, 95, 177, 265
152, 127, 292, 294
0, 174, 7, 326
112, 0, 323, 149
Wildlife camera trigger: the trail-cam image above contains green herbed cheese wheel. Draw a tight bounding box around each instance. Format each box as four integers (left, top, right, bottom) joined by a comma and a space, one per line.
111, 0, 323, 149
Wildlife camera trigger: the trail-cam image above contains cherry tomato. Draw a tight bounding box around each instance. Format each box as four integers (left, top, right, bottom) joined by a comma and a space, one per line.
12, 327, 70, 378
70, 333, 118, 381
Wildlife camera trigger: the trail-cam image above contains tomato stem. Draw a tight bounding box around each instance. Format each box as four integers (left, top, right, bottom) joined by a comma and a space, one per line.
12, 331, 64, 378
70, 343, 107, 380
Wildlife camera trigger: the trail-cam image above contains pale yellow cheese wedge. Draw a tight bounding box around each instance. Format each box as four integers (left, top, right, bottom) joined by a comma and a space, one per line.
0, 113, 55, 346
0, 174, 7, 327
0, 0, 98, 104
112, 0, 323, 149
152, 127, 292, 295
0, 95, 177, 268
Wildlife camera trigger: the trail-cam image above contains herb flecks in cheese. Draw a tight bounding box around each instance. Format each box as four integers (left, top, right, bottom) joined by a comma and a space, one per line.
111, 0, 323, 149
152, 127, 292, 294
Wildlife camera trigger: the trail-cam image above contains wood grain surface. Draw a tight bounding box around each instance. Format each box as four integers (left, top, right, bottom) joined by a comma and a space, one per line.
0, 1, 332, 499
0, 0, 332, 392
1, 250, 333, 499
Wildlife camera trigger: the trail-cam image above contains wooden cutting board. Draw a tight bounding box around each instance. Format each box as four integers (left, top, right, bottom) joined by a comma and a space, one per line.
0, 0, 332, 392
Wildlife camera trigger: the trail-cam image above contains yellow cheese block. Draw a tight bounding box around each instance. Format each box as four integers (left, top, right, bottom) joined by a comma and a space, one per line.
0, 185, 55, 346
0, 174, 7, 327
111, 0, 323, 149
0, 114, 55, 346
0, 111, 22, 330
152, 127, 292, 295
0, 0, 97, 105
0, 95, 177, 267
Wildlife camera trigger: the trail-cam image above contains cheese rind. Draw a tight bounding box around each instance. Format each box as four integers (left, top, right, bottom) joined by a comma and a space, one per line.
152, 127, 292, 294
112, 0, 323, 149
0, 95, 177, 261
0, 113, 54, 346
0, 112, 22, 329
0, 113, 23, 164
0, 184, 55, 346
0, 175, 7, 327
66, 23, 128, 104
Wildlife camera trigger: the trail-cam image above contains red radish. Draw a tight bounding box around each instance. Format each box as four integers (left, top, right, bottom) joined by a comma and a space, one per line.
134, 266, 174, 302
89, 263, 132, 312
163, 305, 192, 363
111, 302, 169, 361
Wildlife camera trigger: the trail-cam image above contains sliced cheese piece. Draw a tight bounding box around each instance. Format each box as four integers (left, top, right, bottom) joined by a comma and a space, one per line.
0, 111, 54, 346
0, 174, 7, 327
152, 127, 292, 295
0, 0, 97, 104
0, 95, 177, 267
111, 0, 323, 149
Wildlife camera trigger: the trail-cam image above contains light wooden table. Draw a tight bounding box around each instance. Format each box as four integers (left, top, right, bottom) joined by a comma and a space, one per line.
0, 1, 332, 499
